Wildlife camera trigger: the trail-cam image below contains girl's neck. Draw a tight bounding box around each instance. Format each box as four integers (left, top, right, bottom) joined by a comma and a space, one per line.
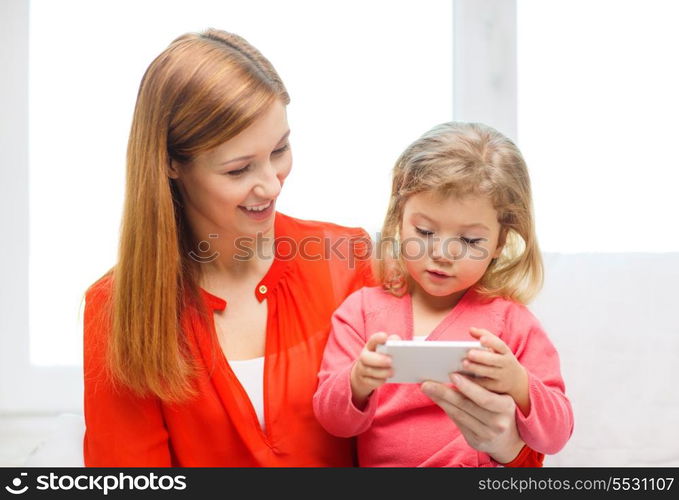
410, 283, 469, 314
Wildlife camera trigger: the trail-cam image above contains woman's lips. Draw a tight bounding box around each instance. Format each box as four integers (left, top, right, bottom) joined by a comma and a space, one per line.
238, 199, 275, 220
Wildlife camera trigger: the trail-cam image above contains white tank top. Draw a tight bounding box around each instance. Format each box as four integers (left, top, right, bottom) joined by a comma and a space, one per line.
229, 357, 265, 430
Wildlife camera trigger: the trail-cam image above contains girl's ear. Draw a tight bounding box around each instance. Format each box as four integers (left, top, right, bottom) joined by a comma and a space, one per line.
167, 159, 180, 180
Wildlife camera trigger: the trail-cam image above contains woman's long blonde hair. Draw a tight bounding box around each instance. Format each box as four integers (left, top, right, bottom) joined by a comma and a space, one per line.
88, 29, 289, 402
378, 122, 543, 305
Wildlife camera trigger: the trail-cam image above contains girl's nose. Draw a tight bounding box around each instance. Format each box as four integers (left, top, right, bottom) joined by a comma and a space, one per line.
431, 238, 449, 262
432, 236, 463, 262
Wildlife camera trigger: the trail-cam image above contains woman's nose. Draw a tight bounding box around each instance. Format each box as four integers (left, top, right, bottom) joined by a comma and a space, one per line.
253, 161, 283, 200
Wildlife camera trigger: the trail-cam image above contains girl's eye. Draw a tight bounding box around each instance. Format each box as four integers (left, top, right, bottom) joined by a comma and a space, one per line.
226, 165, 250, 176
272, 143, 290, 155
461, 237, 483, 245
415, 227, 433, 237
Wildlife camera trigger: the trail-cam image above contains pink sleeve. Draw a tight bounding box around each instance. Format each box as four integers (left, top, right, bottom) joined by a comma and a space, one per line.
505, 304, 574, 455
312, 288, 379, 437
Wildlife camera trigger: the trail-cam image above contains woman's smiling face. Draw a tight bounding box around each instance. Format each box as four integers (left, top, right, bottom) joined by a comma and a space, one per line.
400, 191, 504, 303
169, 99, 292, 240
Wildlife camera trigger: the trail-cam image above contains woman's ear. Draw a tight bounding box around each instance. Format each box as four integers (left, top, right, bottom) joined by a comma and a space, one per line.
167, 159, 180, 180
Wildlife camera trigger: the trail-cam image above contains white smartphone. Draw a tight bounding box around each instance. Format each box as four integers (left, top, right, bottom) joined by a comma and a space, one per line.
376, 339, 482, 383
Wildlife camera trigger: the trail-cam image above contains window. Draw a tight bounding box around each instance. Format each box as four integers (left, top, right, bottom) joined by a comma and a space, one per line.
517, 0, 679, 252
10, 0, 454, 410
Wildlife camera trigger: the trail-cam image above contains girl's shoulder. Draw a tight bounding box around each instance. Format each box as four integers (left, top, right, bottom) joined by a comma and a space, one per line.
471, 289, 535, 317
463, 289, 545, 339
339, 285, 407, 316
471, 291, 546, 347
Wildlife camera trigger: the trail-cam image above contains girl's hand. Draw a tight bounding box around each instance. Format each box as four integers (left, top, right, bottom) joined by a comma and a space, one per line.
350, 332, 399, 409
421, 373, 525, 464
463, 327, 531, 416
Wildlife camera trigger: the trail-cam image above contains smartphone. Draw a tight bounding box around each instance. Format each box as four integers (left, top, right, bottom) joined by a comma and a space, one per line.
376, 339, 482, 383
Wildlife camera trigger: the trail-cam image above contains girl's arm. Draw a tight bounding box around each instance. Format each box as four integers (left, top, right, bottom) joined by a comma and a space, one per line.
468, 304, 573, 454
496, 305, 575, 455
83, 281, 172, 467
460, 307, 574, 455
421, 374, 543, 466
508, 306, 574, 455
312, 288, 380, 437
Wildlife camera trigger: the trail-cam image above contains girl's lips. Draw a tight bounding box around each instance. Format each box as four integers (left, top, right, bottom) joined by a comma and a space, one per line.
426, 270, 454, 280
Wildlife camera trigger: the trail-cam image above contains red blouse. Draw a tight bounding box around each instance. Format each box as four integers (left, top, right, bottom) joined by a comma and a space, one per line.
83, 211, 542, 467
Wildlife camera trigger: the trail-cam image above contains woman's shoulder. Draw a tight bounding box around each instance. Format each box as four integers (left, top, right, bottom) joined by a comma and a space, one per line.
276, 211, 370, 240
83, 272, 115, 353
276, 212, 374, 280
85, 271, 114, 305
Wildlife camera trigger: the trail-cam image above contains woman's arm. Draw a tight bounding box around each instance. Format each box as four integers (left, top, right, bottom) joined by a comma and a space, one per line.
83, 281, 172, 467
421, 373, 543, 467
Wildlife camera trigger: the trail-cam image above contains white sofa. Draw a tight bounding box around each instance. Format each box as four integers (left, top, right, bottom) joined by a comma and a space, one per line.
24, 252, 679, 467
534, 252, 679, 466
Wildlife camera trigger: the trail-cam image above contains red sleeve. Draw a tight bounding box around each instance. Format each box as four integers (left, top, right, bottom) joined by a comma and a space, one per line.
313, 288, 380, 437
83, 278, 172, 467
500, 444, 545, 467
354, 228, 380, 288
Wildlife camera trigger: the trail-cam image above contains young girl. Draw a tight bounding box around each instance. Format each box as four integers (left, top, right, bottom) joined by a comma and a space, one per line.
313, 122, 574, 467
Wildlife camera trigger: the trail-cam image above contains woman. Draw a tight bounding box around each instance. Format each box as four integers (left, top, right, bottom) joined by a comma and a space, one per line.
83, 28, 542, 467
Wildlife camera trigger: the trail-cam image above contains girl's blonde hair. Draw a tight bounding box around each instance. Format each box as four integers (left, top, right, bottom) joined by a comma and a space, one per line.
378, 122, 543, 305
87, 29, 289, 402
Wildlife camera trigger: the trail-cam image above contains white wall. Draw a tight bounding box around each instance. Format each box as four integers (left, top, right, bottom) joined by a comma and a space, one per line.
1, 0, 30, 412
518, 0, 679, 253
1, 0, 82, 414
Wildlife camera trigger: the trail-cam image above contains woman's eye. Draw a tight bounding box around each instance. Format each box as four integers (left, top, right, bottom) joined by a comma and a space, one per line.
272, 143, 290, 155
415, 227, 433, 237
226, 165, 250, 176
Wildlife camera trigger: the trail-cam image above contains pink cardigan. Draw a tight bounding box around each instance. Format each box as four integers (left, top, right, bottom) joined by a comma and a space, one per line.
313, 286, 574, 467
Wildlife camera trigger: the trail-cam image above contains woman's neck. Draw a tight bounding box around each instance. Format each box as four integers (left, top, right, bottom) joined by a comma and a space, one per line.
196, 226, 276, 286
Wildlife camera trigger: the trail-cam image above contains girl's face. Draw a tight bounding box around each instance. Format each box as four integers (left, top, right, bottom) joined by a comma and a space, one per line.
400, 191, 504, 304
168, 99, 292, 240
